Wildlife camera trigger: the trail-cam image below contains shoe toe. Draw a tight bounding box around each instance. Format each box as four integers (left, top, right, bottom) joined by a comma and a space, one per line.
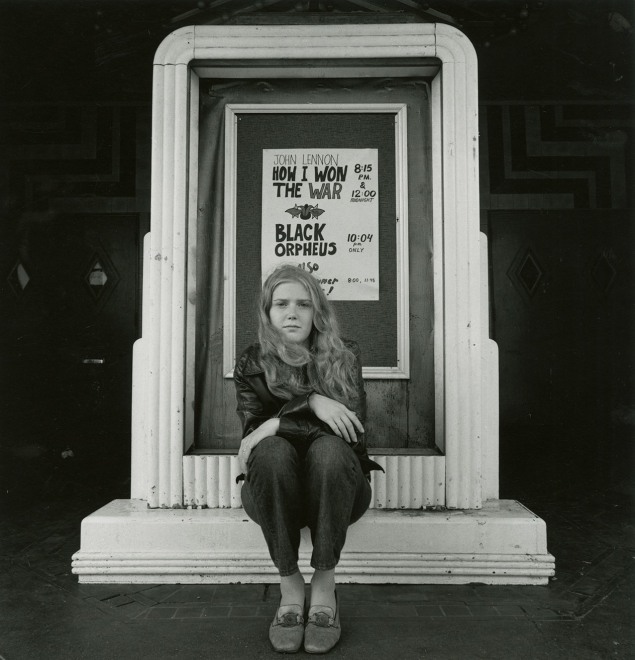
304, 596, 341, 655
269, 607, 304, 654
304, 625, 341, 654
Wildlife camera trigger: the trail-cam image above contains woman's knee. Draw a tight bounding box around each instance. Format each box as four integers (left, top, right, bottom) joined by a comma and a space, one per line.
248, 435, 298, 474
305, 435, 356, 475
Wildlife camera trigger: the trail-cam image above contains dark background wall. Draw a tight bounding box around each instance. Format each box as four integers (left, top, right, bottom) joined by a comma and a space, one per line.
0, 0, 632, 504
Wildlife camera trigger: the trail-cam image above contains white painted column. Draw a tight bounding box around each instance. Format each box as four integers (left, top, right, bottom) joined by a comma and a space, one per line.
436, 26, 483, 509
146, 31, 195, 507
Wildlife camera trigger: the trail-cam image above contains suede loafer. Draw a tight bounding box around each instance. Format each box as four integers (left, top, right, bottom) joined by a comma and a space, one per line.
269, 603, 305, 654
304, 591, 341, 654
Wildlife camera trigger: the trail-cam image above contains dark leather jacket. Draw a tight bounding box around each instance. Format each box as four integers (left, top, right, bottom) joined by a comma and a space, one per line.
234, 340, 383, 478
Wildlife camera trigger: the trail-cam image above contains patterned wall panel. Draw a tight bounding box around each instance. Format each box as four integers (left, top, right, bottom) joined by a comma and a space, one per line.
2, 101, 630, 218
0, 104, 150, 215
0, 104, 149, 473
480, 104, 633, 210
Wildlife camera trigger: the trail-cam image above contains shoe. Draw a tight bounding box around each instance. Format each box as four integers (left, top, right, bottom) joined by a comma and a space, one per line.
304, 591, 341, 654
269, 602, 305, 654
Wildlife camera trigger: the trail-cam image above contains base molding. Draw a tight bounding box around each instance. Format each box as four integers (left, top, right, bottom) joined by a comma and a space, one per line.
72, 499, 554, 585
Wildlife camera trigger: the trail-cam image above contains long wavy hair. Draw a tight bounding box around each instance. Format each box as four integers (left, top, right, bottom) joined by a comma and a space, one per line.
258, 264, 359, 408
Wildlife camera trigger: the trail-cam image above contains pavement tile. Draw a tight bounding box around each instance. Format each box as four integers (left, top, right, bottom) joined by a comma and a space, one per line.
338, 584, 374, 601
256, 603, 278, 617
128, 591, 158, 607
173, 606, 204, 619
160, 585, 216, 604
570, 577, 603, 596
471, 585, 527, 600
415, 605, 445, 617
229, 606, 266, 617
202, 606, 231, 618
141, 584, 183, 602
494, 604, 526, 616
415, 585, 481, 601
146, 607, 178, 619
466, 605, 500, 617
213, 584, 266, 604
102, 594, 135, 608
346, 603, 418, 618
117, 600, 151, 619
79, 584, 131, 600
440, 605, 472, 617
521, 605, 570, 620
366, 584, 433, 602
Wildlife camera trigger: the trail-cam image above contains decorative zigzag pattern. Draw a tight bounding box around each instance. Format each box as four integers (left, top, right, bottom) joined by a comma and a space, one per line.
480, 104, 633, 210
1, 103, 630, 214
0, 105, 150, 214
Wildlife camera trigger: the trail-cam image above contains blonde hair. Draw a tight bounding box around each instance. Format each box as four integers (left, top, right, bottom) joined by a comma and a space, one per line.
258, 264, 359, 408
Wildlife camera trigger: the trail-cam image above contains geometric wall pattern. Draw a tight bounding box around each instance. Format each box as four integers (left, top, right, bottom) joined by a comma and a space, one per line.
0, 102, 631, 217
481, 104, 633, 210
0, 104, 149, 302
0, 104, 151, 215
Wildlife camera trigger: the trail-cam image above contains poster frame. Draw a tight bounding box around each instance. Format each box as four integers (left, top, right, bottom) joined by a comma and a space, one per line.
223, 103, 410, 379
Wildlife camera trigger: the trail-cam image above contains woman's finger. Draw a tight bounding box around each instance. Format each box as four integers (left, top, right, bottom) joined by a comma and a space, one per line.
345, 409, 364, 434
332, 416, 354, 443
339, 415, 357, 444
326, 417, 343, 439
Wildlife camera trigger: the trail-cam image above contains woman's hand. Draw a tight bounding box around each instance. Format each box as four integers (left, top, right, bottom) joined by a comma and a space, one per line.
308, 393, 364, 445
237, 417, 280, 475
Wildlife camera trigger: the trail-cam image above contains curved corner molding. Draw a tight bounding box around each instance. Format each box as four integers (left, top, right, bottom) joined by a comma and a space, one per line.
153, 24, 477, 70
140, 24, 483, 510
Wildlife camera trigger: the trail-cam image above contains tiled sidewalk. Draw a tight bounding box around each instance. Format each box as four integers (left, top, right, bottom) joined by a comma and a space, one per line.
3, 489, 631, 629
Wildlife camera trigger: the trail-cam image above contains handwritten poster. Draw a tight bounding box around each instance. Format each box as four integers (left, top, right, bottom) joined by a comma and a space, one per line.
261, 148, 379, 300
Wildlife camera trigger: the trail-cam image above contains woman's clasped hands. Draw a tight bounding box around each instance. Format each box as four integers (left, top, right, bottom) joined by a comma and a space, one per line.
308, 392, 364, 445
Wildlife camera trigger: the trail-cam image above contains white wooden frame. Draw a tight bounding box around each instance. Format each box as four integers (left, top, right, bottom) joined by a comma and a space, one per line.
222, 103, 410, 379
133, 23, 488, 510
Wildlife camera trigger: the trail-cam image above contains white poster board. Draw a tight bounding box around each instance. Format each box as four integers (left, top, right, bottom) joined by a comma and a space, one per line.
261, 148, 379, 300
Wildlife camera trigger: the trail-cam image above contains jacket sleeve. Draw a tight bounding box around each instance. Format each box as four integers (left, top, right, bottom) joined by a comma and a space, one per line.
234, 349, 316, 441
234, 359, 271, 439
277, 341, 368, 443
347, 342, 384, 475
276, 392, 316, 442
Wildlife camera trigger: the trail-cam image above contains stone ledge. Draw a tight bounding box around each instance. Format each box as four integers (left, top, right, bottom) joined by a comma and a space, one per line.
72, 499, 554, 585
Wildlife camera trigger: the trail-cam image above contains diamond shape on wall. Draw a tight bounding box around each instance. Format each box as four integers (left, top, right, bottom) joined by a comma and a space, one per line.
7, 260, 31, 299
590, 253, 617, 294
84, 249, 119, 304
517, 251, 543, 296
508, 247, 545, 300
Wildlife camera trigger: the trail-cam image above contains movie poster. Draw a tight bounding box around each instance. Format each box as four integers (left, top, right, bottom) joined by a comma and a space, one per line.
261, 148, 379, 300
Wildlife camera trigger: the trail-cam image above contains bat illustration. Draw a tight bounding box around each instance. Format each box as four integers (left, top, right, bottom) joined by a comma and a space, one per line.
285, 204, 326, 220
285, 205, 302, 218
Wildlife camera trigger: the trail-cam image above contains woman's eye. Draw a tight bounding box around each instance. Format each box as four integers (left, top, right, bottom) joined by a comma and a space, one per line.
299, 301, 312, 308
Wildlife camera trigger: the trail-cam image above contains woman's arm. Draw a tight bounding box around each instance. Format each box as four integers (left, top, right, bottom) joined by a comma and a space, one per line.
308, 393, 364, 445
237, 417, 280, 475
301, 340, 366, 445
234, 361, 271, 438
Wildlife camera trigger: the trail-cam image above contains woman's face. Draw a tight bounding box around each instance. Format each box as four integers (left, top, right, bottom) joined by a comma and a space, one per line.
269, 280, 314, 346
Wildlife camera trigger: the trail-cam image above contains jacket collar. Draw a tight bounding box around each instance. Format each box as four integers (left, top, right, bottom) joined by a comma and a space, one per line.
241, 343, 265, 376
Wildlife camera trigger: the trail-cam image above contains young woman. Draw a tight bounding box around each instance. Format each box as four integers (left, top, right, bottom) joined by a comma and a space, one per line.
234, 264, 382, 654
